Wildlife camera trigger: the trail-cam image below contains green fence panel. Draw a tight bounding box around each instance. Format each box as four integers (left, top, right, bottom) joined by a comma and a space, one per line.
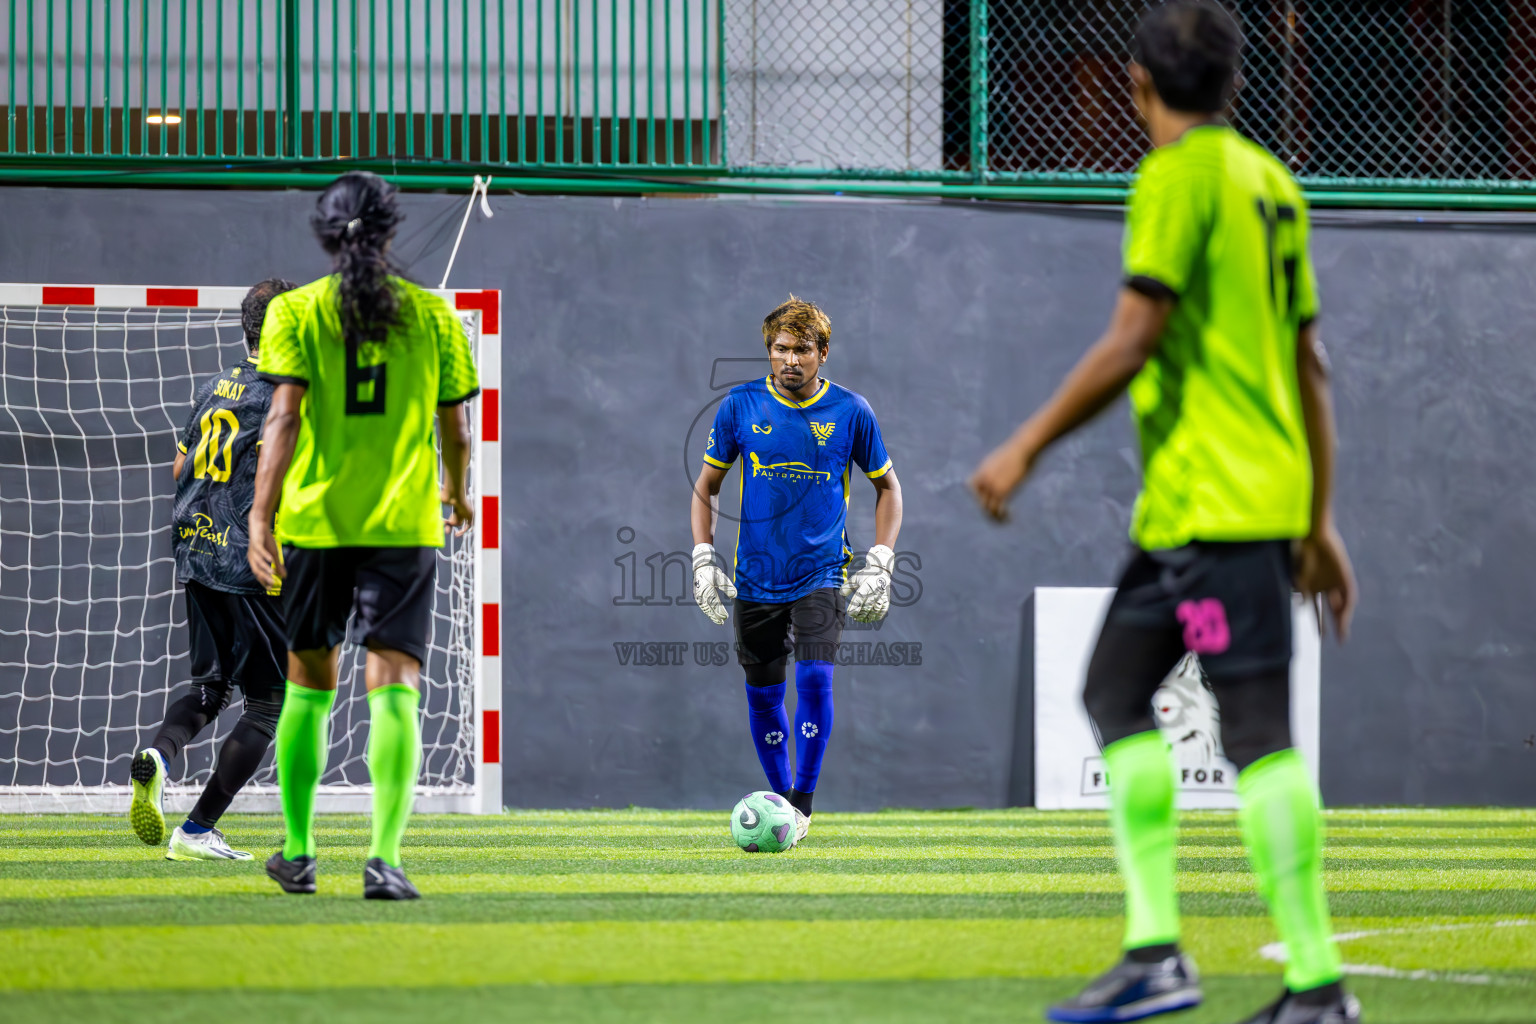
0, 0, 725, 170
3, 2, 1536, 205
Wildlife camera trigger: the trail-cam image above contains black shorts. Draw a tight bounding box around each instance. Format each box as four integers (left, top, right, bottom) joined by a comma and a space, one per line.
281, 546, 437, 664
1083, 541, 1297, 762
734, 587, 845, 679
184, 579, 287, 702
1100, 540, 1294, 679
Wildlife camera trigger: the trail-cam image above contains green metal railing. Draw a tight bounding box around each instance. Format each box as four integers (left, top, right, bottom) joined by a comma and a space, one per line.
2, 0, 725, 171
7, 1, 1536, 209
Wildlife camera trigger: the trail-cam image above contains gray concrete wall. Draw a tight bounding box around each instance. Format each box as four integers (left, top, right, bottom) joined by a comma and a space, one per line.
0, 186, 1532, 807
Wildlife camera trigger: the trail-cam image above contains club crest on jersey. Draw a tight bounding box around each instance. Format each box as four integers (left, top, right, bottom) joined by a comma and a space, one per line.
810, 421, 836, 445
747, 451, 832, 482
751, 423, 773, 434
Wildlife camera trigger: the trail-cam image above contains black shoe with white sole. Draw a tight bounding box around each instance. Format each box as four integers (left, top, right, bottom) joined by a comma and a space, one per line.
363, 857, 421, 900
1047, 952, 1203, 1022
1234, 985, 1361, 1024
265, 851, 317, 894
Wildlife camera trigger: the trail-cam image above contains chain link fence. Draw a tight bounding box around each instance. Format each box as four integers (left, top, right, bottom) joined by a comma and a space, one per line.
730, 0, 1536, 186
724, 0, 951, 173
4, 0, 1535, 191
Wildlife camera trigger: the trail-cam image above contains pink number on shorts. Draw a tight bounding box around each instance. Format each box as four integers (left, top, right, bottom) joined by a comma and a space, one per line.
1176, 598, 1231, 655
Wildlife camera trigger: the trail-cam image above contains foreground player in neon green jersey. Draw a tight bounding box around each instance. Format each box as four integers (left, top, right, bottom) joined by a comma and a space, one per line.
971, 4, 1358, 1023
247, 171, 479, 900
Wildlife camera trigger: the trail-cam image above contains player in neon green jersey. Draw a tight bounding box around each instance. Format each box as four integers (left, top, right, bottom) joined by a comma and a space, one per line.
971, 4, 1358, 1023
247, 172, 479, 900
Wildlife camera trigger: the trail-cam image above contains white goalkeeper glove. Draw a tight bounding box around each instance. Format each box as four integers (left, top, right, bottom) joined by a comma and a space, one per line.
841, 544, 895, 623
692, 543, 738, 625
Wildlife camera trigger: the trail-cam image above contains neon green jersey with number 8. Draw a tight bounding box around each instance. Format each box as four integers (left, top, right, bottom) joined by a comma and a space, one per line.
257, 275, 480, 548
1121, 124, 1318, 551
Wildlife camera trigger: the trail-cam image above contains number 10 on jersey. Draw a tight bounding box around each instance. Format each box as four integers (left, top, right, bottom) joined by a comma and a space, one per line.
192, 408, 239, 482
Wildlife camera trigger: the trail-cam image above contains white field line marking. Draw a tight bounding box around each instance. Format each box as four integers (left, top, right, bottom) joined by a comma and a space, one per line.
1259, 919, 1535, 986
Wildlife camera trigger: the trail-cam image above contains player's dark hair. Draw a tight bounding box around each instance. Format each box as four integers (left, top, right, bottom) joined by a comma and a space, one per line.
1132, 1, 1243, 114
240, 277, 298, 354
311, 171, 404, 348
762, 295, 831, 353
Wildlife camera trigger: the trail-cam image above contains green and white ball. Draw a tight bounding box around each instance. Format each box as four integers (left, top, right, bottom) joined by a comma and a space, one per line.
730, 791, 797, 852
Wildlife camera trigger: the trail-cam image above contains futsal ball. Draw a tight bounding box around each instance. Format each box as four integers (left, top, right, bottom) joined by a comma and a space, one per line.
730, 791, 797, 852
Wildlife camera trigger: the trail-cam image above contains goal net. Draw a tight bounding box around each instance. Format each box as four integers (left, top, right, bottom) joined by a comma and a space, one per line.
0, 284, 502, 814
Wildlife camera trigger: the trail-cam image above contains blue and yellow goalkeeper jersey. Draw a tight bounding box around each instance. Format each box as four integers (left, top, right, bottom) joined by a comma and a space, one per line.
704, 376, 892, 603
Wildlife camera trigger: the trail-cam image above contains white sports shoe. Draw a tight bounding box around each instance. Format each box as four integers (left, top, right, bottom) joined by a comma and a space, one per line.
793, 807, 811, 844
129, 748, 169, 845
166, 825, 254, 861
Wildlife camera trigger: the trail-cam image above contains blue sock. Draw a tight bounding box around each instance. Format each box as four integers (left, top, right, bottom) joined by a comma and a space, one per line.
744, 681, 792, 794
181, 819, 212, 834
793, 661, 834, 795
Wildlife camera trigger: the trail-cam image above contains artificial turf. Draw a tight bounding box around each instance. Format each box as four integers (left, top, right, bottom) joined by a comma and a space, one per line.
1, 809, 1532, 1022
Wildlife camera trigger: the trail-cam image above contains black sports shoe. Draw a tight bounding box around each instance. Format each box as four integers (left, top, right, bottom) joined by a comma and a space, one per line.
1234, 987, 1361, 1024
265, 851, 317, 894
1047, 952, 1202, 1022
363, 856, 421, 900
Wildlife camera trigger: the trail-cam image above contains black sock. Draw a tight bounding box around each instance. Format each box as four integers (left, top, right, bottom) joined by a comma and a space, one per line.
150, 689, 220, 763
787, 788, 814, 817
1289, 981, 1344, 1006
1126, 943, 1179, 964
187, 714, 274, 829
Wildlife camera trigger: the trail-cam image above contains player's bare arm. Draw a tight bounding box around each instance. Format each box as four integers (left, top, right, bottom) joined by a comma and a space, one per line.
690, 460, 737, 625
691, 460, 729, 547
172, 450, 186, 481
439, 402, 474, 536
1293, 321, 1356, 639
969, 288, 1172, 521
870, 467, 902, 549
247, 382, 305, 589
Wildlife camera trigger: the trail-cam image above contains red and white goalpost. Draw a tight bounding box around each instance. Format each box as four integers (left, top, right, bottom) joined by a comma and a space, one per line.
0, 283, 502, 814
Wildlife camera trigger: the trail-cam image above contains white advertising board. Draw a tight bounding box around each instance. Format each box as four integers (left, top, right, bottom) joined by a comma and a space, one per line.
1034, 587, 1320, 810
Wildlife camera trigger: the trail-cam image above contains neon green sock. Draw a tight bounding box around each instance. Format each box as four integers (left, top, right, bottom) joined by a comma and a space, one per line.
275, 682, 335, 860
1104, 730, 1181, 950
1238, 748, 1342, 991
366, 684, 422, 868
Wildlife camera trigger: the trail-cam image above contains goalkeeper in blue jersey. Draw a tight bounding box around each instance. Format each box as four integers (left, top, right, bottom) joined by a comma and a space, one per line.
690, 297, 903, 839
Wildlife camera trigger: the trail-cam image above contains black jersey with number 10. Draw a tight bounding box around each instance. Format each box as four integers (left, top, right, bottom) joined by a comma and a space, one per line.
172, 357, 274, 594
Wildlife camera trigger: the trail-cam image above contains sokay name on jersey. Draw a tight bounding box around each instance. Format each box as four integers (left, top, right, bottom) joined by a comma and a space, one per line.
212, 377, 249, 401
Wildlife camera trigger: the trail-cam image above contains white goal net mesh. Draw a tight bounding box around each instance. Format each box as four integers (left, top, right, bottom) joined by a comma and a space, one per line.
0, 300, 479, 811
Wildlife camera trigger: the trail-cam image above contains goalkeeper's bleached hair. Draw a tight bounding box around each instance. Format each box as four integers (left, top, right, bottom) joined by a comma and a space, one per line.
312, 171, 405, 349
762, 294, 832, 353
241, 277, 298, 353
